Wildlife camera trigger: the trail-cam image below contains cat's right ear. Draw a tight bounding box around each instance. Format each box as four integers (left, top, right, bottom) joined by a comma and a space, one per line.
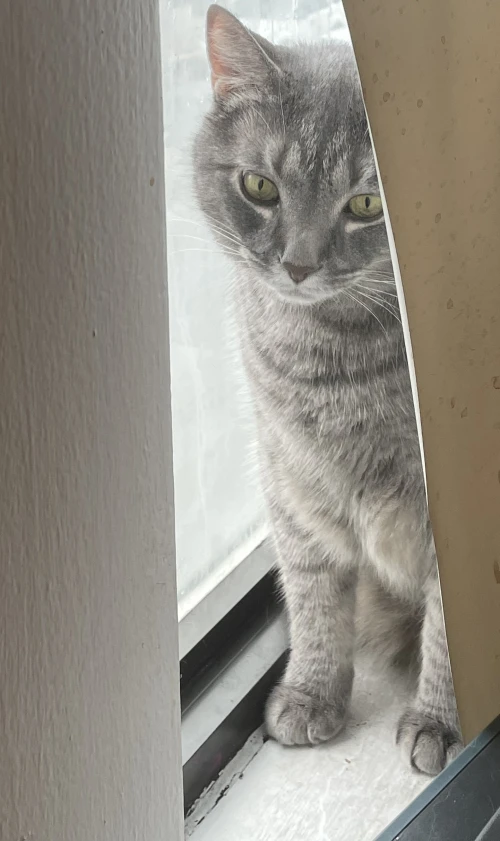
206, 5, 281, 101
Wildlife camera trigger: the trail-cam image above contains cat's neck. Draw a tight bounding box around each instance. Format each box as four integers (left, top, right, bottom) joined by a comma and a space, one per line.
235, 269, 405, 377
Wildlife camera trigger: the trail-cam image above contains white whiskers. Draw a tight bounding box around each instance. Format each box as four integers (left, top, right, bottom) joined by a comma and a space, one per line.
168, 214, 243, 249
343, 289, 388, 338
352, 283, 402, 326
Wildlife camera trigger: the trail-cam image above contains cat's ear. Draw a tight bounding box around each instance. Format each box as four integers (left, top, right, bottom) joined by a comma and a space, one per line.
206, 5, 281, 100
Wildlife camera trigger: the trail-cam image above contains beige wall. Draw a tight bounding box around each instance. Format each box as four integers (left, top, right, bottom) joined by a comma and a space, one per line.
344, 0, 500, 741
0, 1, 182, 839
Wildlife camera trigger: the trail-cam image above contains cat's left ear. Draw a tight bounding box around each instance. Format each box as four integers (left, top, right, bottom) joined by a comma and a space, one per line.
206, 5, 281, 100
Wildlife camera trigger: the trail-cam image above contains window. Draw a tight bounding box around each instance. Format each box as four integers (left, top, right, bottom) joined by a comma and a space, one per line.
159, 0, 455, 835
160, 0, 360, 819
161, 1, 274, 662
161, 0, 350, 655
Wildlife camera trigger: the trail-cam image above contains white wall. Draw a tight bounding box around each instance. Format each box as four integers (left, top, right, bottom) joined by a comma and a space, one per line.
0, 1, 182, 839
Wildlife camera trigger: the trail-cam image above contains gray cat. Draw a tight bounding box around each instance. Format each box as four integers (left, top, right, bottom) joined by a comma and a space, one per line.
193, 4, 462, 775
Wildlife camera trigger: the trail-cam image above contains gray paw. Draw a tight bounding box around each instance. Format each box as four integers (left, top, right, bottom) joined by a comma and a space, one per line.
397, 709, 462, 776
265, 683, 348, 746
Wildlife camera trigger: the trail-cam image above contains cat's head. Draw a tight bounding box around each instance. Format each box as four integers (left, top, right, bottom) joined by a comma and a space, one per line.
193, 5, 393, 305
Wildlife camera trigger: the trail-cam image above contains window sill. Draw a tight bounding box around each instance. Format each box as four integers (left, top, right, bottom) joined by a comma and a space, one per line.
186, 662, 430, 841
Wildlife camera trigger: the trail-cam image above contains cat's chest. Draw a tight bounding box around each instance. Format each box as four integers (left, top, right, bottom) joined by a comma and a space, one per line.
246, 337, 404, 435
240, 292, 414, 451
247, 326, 417, 490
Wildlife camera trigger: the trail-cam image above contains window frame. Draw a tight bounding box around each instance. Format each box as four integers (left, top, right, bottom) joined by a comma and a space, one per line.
180, 563, 287, 815
178, 534, 274, 659
178, 531, 289, 817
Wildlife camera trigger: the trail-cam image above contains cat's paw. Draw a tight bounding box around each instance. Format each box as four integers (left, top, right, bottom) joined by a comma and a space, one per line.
397, 708, 462, 776
265, 683, 347, 746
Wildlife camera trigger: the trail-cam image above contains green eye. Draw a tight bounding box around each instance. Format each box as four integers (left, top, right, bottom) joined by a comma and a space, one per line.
348, 194, 383, 219
242, 172, 279, 203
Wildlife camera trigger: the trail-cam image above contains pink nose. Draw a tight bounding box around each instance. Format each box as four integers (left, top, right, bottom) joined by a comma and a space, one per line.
282, 262, 317, 284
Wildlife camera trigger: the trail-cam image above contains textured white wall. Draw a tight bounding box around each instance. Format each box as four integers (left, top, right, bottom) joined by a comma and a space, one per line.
0, 2, 182, 840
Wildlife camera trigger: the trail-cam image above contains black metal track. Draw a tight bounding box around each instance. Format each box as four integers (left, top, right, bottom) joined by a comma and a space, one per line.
181, 569, 287, 816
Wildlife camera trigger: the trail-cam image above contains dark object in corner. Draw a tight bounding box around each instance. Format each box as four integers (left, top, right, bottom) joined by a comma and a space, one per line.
376, 715, 500, 841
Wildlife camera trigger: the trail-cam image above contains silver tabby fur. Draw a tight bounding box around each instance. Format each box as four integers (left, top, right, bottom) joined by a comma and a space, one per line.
193, 5, 461, 775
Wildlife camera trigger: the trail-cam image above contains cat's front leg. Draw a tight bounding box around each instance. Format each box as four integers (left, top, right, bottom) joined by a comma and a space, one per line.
397, 574, 463, 774
265, 508, 357, 746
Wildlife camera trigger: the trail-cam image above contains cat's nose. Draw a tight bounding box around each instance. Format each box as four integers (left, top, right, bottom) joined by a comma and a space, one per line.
282, 262, 318, 284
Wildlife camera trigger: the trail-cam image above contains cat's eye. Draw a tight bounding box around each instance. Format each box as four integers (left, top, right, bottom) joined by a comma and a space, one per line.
242, 172, 279, 203
347, 194, 383, 219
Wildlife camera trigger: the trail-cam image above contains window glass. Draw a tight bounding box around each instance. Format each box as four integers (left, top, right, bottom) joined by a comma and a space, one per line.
160, 0, 349, 613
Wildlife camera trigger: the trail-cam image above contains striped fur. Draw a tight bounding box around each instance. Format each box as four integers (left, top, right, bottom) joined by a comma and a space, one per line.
193, 6, 461, 775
